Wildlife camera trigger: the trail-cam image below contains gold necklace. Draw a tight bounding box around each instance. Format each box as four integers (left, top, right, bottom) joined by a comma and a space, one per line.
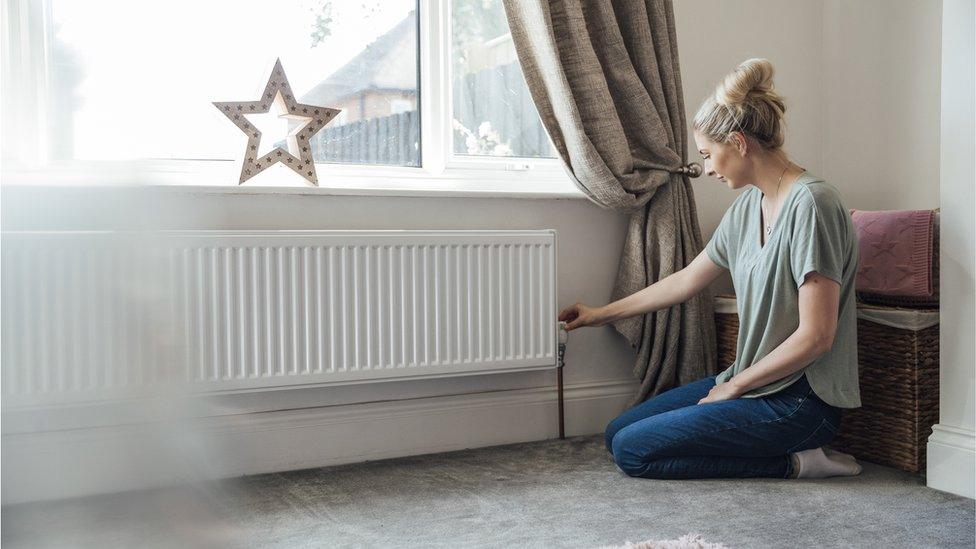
762, 164, 790, 236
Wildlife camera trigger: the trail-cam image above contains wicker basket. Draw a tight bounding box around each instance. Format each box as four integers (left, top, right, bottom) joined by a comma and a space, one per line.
714, 294, 939, 474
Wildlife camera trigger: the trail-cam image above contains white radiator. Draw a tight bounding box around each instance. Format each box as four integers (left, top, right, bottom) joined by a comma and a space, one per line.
1, 230, 558, 406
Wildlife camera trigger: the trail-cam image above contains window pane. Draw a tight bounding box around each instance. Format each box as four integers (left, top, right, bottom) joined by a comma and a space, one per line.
41, 0, 419, 167
451, 0, 556, 158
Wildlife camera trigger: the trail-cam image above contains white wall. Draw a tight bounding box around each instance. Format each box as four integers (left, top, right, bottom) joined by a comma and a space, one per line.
927, 0, 975, 500
822, 0, 942, 210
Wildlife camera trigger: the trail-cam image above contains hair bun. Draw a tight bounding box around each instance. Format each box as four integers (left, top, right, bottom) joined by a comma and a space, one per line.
715, 58, 777, 104
714, 58, 786, 124
693, 58, 788, 149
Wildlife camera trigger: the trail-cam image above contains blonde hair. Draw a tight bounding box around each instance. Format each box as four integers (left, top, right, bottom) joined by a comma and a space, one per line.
693, 58, 787, 149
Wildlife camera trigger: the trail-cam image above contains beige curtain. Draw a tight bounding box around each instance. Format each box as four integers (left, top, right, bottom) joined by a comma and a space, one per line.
502, 0, 718, 408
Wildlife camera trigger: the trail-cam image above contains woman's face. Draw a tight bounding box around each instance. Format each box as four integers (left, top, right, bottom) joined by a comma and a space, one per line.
694, 130, 749, 190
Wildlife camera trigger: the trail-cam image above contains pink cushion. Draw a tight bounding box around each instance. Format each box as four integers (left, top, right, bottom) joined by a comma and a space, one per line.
848, 208, 936, 297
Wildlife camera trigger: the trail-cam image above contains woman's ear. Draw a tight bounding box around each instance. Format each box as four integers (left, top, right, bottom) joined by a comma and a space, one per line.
730, 132, 748, 156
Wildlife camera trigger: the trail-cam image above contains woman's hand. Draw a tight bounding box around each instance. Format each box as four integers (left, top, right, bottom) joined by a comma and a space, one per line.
697, 381, 744, 404
557, 302, 607, 331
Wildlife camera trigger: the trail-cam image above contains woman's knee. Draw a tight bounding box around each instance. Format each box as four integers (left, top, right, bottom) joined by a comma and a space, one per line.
610, 434, 641, 476
610, 427, 669, 477
604, 409, 651, 455
604, 377, 718, 457
604, 415, 628, 454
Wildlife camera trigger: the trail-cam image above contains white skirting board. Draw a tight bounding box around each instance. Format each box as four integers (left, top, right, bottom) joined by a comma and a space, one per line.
927, 424, 976, 499
0, 378, 637, 504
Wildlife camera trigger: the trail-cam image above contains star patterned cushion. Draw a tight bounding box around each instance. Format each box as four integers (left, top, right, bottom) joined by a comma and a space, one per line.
849, 208, 940, 307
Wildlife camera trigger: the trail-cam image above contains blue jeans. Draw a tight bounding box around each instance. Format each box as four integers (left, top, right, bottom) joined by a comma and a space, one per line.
605, 373, 842, 479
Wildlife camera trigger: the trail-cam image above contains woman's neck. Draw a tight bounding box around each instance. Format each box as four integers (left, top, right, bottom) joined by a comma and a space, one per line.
751, 150, 804, 200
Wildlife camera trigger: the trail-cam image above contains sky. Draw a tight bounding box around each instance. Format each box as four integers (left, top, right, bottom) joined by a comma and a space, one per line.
51, 0, 416, 161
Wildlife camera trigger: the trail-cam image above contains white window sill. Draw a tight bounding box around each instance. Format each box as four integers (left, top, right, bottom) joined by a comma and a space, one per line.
1, 159, 590, 201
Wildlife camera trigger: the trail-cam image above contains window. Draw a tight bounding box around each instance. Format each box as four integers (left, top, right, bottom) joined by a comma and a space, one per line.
6, 0, 419, 167
389, 99, 414, 115
1, 0, 570, 193
451, 0, 556, 159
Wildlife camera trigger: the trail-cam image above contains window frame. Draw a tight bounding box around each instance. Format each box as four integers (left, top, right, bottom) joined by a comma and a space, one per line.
1, 0, 583, 198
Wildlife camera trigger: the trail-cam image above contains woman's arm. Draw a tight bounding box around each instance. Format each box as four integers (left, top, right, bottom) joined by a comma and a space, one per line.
705, 271, 841, 401
600, 249, 726, 323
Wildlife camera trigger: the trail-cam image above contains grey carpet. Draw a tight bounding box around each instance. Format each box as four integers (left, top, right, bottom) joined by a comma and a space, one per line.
2, 434, 973, 548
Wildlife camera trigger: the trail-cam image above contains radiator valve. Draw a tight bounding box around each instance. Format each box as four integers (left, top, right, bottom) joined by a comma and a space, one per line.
557, 321, 569, 368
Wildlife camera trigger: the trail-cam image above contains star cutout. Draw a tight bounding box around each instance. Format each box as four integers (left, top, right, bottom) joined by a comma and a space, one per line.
868, 230, 904, 260
213, 58, 342, 186
860, 263, 914, 289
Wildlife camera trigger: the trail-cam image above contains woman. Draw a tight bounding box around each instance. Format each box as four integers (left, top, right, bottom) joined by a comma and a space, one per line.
558, 58, 863, 480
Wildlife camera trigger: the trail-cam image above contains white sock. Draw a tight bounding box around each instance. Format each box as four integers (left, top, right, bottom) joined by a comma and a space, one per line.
793, 447, 862, 478
822, 447, 858, 462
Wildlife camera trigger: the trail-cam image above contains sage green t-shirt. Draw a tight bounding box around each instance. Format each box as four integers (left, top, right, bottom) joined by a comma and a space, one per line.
705, 171, 861, 409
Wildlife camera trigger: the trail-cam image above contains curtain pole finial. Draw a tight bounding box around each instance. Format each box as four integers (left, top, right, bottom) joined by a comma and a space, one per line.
673, 162, 702, 178
671, 162, 702, 177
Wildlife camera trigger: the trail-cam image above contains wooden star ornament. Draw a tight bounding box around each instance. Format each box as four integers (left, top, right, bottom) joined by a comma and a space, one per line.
213, 58, 341, 186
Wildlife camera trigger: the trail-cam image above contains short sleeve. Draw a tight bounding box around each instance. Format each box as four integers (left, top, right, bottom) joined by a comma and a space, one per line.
705, 207, 733, 270
789, 196, 846, 288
